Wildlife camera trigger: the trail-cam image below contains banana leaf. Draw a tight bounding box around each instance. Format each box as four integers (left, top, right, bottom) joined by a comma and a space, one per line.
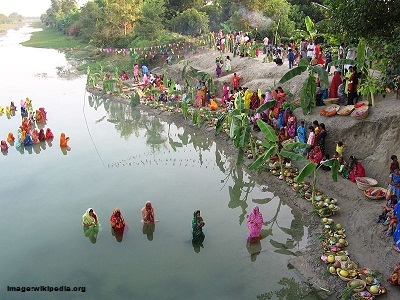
279, 66, 308, 84
241, 108, 255, 115
256, 100, 276, 113
321, 158, 340, 182
215, 112, 227, 133
280, 150, 306, 162
298, 58, 309, 67
256, 119, 278, 142
248, 146, 275, 170
252, 198, 274, 205
328, 59, 356, 67
262, 140, 273, 148
181, 101, 188, 119
282, 142, 309, 151
305, 16, 316, 39
299, 75, 316, 115
238, 125, 251, 148
312, 65, 329, 90
236, 148, 244, 165
294, 162, 317, 182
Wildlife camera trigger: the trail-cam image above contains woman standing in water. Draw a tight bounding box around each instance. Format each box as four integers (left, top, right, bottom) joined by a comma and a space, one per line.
192, 210, 205, 237
141, 201, 155, 223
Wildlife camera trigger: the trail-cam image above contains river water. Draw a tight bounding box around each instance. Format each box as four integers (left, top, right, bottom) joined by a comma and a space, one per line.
0, 25, 319, 299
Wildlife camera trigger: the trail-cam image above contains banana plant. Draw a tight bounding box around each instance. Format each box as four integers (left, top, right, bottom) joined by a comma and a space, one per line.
248, 120, 307, 180
294, 158, 340, 206
328, 39, 381, 106
279, 58, 329, 114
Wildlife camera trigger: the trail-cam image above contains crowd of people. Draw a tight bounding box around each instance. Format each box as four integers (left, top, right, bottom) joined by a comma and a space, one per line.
0, 98, 66, 155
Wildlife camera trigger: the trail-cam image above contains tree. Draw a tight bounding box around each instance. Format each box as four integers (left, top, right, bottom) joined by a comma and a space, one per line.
134, 0, 165, 41
169, 8, 209, 36
78, 1, 103, 42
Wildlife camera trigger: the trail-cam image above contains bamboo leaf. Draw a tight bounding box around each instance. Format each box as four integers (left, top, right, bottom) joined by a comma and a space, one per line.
280, 150, 306, 162
294, 162, 317, 182
279, 66, 308, 84
256, 119, 278, 142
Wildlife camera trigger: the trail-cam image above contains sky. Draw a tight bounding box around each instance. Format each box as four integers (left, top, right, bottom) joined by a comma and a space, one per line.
0, 0, 88, 17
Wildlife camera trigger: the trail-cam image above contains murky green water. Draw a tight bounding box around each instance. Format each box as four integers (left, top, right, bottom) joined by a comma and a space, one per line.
0, 25, 321, 300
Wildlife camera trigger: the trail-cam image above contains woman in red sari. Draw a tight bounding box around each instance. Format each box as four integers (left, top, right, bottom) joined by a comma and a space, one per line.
313, 41, 325, 65
328, 70, 342, 98
110, 208, 125, 229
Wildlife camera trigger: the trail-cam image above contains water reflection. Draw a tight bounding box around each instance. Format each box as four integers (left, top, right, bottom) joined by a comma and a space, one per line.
142, 223, 155, 241
83, 225, 100, 244
88, 93, 307, 256
246, 238, 262, 262
257, 277, 317, 300
111, 227, 124, 243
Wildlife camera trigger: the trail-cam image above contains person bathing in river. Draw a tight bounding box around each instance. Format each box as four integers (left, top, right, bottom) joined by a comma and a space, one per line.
110, 208, 125, 229
247, 206, 263, 241
60, 133, 70, 147
82, 208, 99, 227
141, 201, 155, 223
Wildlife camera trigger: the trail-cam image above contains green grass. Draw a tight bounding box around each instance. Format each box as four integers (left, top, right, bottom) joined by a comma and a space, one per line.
21, 24, 87, 49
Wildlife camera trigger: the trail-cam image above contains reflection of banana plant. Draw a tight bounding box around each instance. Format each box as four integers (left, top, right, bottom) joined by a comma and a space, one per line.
144, 117, 167, 152
279, 58, 329, 114
257, 277, 314, 300
130, 91, 140, 107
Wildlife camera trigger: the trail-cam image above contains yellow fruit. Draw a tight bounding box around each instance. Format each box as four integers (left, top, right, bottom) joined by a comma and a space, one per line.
370, 285, 379, 294
339, 269, 349, 277
327, 255, 335, 263
329, 204, 335, 209
338, 239, 346, 245
336, 223, 342, 229
329, 266, 336, 273
366, 276, 374, 284
322, 218, 328, 223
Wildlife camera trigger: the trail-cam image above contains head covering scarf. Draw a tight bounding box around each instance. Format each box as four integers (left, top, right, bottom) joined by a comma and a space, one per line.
141, 201, 154, 223
192, 210, 204, 237
247, 206, 263, 239
82, 208, 98, 226
110, 207, 125, 229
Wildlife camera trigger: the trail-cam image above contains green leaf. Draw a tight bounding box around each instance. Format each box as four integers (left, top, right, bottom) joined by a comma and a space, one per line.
321, 158, 340, 182
279, 66, 308, 84
282, 142, 309, 151
280, 150, 306, 162
249, 147, 273, 170
238, 125, 251, 148
313, 65, 329, 90
328, 59, 356, 67
256, 120, 278, 142
305, 16, 316, 38
256, 100, 276, 113
215, 113, 227, 133
236, 148, 244, 165
294, 162, 317, 182
262, 140, 273, 148
298, 58, 309, 67
300, 75, 316, 114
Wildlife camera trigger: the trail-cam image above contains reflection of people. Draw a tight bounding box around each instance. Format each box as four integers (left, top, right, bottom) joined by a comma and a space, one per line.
141, 201, 155, 223
192, 210, 205, 252
247, 206, 263, 240
82, 208, 99, 244
60, 133, 70, 147
246, 238, 262, 262
142, 222, 155, 241
111, 227, 124, 242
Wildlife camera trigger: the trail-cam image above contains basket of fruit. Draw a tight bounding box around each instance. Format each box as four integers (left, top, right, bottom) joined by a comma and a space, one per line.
366, 285, 386, 296
356, 177, 378, 190
351, 105, 369, 120
347, 279, 366, 293
364, 187, 387, 200
337, 105, 355, 116
320, 104, 340, 117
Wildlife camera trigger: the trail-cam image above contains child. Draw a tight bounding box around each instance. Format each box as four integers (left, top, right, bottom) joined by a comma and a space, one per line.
390, 155, 399, 174
288, 48, 295, 69
335, 141, 345, 157
306, 125, 315, 154
296, 121, 307, 143
225, 56, 231, 72
313, 120, 320, 135
337, 79, 346, 105
315, 80, 323, 106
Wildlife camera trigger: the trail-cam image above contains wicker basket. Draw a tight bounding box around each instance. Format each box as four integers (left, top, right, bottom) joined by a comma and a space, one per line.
323, 98, 339, 105
337, 269, 353, 281
351, 106, 369, 120
347, 279, 366, 293
364, 187, 387, 200
320, 104, 340, 117
337, 105, 355, 116
356, 177, 378, 190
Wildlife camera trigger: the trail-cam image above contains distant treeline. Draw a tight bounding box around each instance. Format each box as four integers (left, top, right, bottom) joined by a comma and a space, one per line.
0, 12, 23, 24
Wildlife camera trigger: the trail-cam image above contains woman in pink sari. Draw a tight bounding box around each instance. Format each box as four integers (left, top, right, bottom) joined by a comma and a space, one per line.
247, 206, 263, 240
221, 82, 229, 105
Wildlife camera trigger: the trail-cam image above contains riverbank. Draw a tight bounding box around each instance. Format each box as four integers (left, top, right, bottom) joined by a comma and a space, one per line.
86, 49, 400, 299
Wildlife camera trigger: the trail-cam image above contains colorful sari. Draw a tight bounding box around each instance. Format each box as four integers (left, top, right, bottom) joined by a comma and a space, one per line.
221, 84, 229, 104
247, 206, 263, 239
349, 161, 366, 182
286, 115, 297, 139
82, 208, 98, 226
329, 71, 342, 98
110, 208, 125, 229
192, 210, 205, 237
60, 133, 70, 147
387, 173, 400, 201
393, 204, 400, 249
